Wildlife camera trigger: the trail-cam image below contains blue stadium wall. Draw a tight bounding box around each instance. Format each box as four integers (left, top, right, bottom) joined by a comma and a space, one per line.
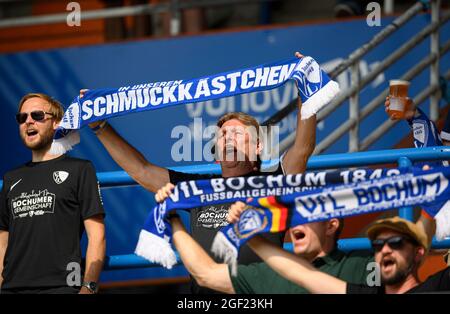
0, 14, 449, 284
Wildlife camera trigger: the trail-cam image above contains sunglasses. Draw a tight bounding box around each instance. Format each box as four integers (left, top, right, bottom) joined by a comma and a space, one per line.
16, 110, 54, 124
371, 236, 416, 252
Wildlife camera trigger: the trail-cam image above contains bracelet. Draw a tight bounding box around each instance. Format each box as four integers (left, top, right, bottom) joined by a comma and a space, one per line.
90, 120, 107, 134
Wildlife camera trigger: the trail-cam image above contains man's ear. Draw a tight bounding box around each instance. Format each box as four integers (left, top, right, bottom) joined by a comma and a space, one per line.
53, 119, 60, 131
326, 218, 340, 238
415, 247, 426, 264
256, 140, 263, 155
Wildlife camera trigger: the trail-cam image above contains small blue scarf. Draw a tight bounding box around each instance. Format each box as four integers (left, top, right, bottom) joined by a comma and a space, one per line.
211, 166, 450, 274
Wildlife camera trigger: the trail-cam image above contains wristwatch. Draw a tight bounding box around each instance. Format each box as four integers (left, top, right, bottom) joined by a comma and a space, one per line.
90, 120, 107, 134
82, 281, 98, 294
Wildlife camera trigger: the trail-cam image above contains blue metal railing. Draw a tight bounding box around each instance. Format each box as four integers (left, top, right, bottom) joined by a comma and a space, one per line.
2, 146, 450, 270
97, 146, 450, 187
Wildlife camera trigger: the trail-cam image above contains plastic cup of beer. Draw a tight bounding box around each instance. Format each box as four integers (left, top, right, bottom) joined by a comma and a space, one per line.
388, 80, 410, 119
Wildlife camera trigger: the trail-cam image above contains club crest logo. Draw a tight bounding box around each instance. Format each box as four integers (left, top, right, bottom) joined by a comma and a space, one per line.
234, 207, 268, 239
292, 57, 323, 98
53, 171, 69, 184
412, 121, 427, 147
59, 103, 80, 129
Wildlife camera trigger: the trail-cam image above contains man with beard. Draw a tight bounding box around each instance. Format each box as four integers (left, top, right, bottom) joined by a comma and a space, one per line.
0, 93, 105, 294
361, 217, 435, 293
234, 215, 449, 294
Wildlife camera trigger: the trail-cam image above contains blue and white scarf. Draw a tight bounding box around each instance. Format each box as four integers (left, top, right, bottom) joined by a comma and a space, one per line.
211, 166, 450, 274
49, 127, 80, 155
50, 55, 340, 153
135, 166, 450, 269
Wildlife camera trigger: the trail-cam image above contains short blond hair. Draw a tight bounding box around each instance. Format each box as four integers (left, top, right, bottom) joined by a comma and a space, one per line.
18, 93, 64, 122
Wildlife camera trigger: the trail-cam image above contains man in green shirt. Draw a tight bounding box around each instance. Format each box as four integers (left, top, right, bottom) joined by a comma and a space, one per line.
230, 248, 372, 294
156, 184, 373, 294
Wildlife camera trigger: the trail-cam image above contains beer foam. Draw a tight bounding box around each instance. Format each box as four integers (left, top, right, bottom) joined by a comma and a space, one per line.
389, 79, 410, 86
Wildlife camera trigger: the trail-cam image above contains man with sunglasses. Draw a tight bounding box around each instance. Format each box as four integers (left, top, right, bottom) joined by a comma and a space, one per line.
350, 217, 437, 294
0, 93, 105, 294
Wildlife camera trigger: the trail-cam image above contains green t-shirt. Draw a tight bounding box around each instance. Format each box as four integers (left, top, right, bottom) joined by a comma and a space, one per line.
230, 249, 374, 294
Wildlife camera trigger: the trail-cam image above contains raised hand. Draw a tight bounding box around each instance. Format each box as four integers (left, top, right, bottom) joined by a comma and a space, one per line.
155, 182, 175, 203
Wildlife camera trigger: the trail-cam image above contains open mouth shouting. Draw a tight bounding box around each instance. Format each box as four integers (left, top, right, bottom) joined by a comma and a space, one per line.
225, 144, 236, 154
25, 128, 39, 141
292, 229, 306, 241
291, 227, 307, 248
381, 256, 396, 273
222, 144, 238, 161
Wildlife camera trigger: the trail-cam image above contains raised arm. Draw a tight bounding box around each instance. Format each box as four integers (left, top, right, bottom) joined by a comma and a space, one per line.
82, 90, 169, 193
281, 52, 316, 174
171, 216, 234, 293
90, 121, 169, 192
247, 235, 347, 294
155, 183, 234, 293
228, 201, 346, 294
385, 97, 443, 149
